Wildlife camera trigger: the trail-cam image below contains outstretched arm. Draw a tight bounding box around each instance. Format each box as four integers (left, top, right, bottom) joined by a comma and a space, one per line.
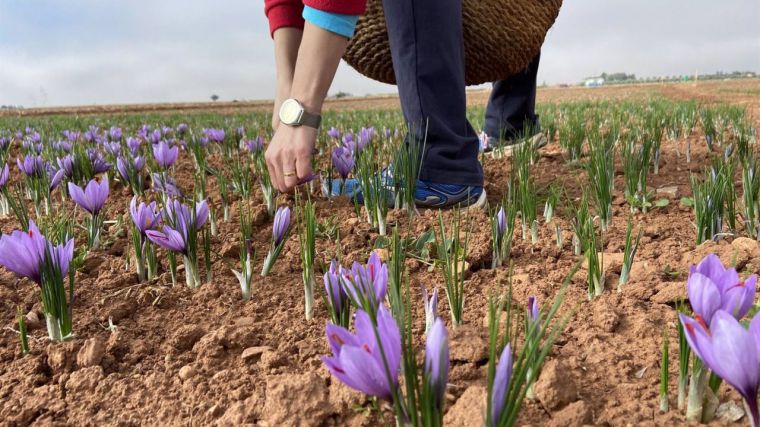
266, 21, 349, 192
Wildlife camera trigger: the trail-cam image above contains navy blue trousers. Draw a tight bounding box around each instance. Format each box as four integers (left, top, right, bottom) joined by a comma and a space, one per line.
382, 0, 540, 186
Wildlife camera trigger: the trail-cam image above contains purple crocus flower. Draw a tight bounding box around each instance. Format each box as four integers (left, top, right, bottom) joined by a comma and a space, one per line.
491, 344, 514, 424
53, 140, 72, 153
146, 199, 208, 254
331, 146, 355, 179
68, 175, 109, 216
527, 296, 539, 324
327, 127, 341, 139
48, 168, 64, 191
0, 137, 10, 150
235, 126, 245, 139
423, 286, 438, 334
324, 259, 347, 314
357, 127, 374, 150
204, 128, 225, 144
0, 220, 74, 285
116, 156, 145, 182
680, 311, 760, 426
109, 126, 123, 142
342, 133, 354, 148
57, 155, 74, 178
87, 149, 112, 174
163, 199, 209, 232
321, 306, 401, 401
343, 252, 389, 308
0, 164, 9, 188
243, 136, 264, 153
103, 141, 122, 156
63, 130, 80, 142
146, 225, 187, 254
129, 196, 161, 236
496, 207, 506, 236
176, 123, 189, 136
272, 206, 291, 246
425, 318, 450, 407
149, 129, 162, 145
126, 137, 142, 155
153, 140, 179, 169
17, 155, 45, 177
687, 254, 757, 323
151, 173, 182, 197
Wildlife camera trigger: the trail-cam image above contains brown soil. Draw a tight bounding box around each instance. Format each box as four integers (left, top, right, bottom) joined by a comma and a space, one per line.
1, 79, 759, 426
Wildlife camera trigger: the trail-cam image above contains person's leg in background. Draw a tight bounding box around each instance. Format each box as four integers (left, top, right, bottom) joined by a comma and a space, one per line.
483, 52, 546, 150
381, 0, 485, 207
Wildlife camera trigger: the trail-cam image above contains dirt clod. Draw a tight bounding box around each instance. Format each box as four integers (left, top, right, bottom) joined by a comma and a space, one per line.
76, 337, 106, 368
449, 324, 488, 364
548, 400, 593, 427
241, 346, 271, 362
263, 373, 330, 426
65, 366, 104, 392
443, 385, 486, 427
534, 360, 578, 410
169, 325, 206, 351
593, 301, 620, 333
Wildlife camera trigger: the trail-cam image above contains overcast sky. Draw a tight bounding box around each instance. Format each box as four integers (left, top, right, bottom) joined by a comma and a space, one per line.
1, 0, 758, 107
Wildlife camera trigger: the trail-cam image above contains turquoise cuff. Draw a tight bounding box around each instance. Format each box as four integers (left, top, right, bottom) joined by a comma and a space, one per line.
302, 6, 359, 38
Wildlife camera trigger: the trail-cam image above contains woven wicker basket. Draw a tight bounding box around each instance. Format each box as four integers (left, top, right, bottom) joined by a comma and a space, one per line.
344, 0, 562, 86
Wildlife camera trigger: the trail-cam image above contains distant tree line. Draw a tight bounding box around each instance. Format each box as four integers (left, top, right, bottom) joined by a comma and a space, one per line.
584, 70, 757, 86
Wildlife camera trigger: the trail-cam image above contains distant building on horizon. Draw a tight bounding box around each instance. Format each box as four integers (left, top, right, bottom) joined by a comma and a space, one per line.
583, 76, 605, 87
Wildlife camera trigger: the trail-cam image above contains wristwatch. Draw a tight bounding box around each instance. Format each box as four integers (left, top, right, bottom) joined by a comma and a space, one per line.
278, 98, 322, 129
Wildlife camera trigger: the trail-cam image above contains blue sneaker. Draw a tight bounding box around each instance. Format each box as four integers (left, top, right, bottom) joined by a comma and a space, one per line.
413, 181, 486, 209
322, 176, 486, 209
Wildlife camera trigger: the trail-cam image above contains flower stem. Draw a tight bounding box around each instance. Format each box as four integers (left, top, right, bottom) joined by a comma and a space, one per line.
686, 359, 706, 421
304, 274, 314, 321
45, 314, 64, 341
183, 256, 200, 289
744, 398, 759, 427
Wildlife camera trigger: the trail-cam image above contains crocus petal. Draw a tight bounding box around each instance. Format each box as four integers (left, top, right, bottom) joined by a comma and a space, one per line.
694, 254, 727, 284
325, 323, 359, 355
68, 182, 89, 212
707, 310, 760, 402
425, 318, 449, 402
339, 345, 394, 400
679, 313, 716, 368
194, 200, 209, 229
687, 272, 722, 323
375, 306, 402, 380
321, 355, 373, 397
720, 274, 757, 319
750, 314, 760, 358
492, 344, 513, 424
146, 226, 186, 253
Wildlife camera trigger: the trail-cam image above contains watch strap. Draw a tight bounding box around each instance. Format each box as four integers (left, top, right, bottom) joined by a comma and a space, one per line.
300, 110, 322, 129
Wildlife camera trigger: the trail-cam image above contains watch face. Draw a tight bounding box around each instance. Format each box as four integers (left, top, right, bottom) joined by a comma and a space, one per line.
279, 99, 303, 125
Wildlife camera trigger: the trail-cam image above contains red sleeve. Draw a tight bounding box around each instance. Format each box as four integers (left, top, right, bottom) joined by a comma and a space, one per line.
264, 0, 305, 37
264, 0, 368, 38
303, 0, 367, 15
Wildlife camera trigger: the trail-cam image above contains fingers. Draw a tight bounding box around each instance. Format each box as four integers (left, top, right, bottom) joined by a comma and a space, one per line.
282, 159, 299, 192
265, 149, 284, 193
265, 126, 315, 193
295, 151, 313, 185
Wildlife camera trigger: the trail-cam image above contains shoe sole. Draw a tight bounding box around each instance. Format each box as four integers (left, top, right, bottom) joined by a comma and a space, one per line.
466, 188, 488, 210
488, 133, 548, 158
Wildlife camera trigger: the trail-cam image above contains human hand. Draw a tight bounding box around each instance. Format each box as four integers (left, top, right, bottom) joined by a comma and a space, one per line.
264, 124, 316, 193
